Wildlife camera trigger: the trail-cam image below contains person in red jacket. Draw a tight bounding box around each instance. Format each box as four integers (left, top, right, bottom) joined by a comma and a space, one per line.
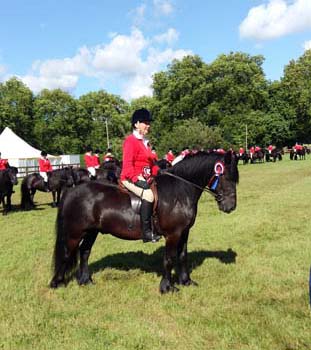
93, 149, 101, 169
267, 144, 274, 154
165, 148, 175, 164
239, 147, 244, 157
121, 108, 161, 243
249, 146, 255, 159
0, 152, 9, 170
84, 146, 96, 177
103, 148, 114, 162
39, 151, 53, 191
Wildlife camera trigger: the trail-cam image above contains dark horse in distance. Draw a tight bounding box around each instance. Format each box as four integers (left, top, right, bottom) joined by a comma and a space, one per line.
0, 166, 18, 215
50, 151, 239, 293
21, 168, 74, 209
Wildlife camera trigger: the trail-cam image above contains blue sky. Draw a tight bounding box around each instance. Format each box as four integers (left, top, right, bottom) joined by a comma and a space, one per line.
1, 0, 311, 100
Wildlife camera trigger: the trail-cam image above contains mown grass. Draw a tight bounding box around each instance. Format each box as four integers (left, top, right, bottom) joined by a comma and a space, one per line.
0, 155, 310, 350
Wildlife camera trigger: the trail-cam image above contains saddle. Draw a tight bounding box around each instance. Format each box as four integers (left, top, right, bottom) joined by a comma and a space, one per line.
118, 180, 158, 215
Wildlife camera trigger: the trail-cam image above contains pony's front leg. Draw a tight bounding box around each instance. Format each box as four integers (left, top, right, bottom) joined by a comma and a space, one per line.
77, 231, 98, 285
51, 191, 57, 207
177, 229, 198, 287
160, 235, 179, 294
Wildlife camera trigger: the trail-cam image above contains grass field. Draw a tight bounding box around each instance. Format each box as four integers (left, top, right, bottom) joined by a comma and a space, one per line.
0, 155, 310, 350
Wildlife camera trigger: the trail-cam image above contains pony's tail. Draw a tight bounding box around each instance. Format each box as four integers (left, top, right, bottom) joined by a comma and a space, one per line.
52, 205, 78, 286
20, 178, 32, 210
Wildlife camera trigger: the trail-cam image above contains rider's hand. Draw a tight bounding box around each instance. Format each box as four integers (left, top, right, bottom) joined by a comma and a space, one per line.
134, 180, 150, 190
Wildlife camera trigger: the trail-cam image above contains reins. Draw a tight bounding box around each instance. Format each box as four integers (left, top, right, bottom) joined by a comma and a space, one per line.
161, 171, 218, 197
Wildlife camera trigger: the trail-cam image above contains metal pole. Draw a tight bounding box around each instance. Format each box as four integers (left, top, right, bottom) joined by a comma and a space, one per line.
105, 118, 110, 149
245, 124, 248, 150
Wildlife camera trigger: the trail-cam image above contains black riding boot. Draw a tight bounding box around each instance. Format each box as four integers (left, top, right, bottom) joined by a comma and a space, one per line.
44, 181, 50, 192
140, 200, 161, 243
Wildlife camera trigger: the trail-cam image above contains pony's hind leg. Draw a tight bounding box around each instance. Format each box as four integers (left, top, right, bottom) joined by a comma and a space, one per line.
50, 238, 79, 288
77, 230, 98, 285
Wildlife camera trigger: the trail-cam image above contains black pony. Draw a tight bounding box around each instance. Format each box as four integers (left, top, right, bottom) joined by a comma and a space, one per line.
20, 173, 47, 210
50, 151, 239, 293
48, 168, 74, 207
72, 167, 91, 186
21, 168, 86, 210
0, 166, 18, 215
97, 161, 122, 184
265, 149, 283, 162
290, 148, 306, 160
250, 150, 265, 163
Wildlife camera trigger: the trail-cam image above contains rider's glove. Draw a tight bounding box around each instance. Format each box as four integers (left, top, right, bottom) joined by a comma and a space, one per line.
134, 180, 150, 190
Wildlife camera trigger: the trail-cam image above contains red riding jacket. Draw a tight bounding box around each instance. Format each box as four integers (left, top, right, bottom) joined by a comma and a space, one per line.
121, 133, 159, 183
0, 159, 8, 170
39, 158, 53, 172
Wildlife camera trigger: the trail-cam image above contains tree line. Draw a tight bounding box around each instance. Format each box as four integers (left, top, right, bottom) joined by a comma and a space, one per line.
1, 50, 311, 159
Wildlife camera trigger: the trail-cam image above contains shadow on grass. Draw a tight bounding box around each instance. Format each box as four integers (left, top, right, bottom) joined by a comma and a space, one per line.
89, 247, 237, 277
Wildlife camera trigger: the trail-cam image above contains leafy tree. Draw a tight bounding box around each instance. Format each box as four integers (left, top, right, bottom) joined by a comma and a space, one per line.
33, 89, 80, 154
279, 49, 311, 143
77, 90, 129, 158
156, 118, 225, 157
0, 77, 35, 142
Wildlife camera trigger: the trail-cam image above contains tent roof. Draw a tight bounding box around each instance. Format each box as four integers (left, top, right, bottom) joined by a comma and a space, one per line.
0, 127, 56, 159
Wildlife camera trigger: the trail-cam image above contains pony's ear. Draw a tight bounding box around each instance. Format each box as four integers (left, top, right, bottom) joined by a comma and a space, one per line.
224, 150, 232, 165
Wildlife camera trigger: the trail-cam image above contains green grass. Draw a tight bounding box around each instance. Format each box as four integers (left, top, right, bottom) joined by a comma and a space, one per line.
0, 155, 310, 350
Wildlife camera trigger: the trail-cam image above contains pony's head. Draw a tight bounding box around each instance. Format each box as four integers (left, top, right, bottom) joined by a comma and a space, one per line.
212, 151, 238, 213
7, 166, 18, 185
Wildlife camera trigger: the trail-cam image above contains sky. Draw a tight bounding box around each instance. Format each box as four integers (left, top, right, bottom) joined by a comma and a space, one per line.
1, 0, 311, 101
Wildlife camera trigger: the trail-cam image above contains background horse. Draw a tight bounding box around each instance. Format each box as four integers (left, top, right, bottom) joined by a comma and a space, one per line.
72, 168, 91, 186
237, 153, 249, 165
48, 168, 74, 207
250, 150, 265, 163
50, 151, 238, 293
97, 161, 121, 184
0, 166, 18, 215
20, 173, 47, 210
290, 148, 306, 160
265, 149, 283, 162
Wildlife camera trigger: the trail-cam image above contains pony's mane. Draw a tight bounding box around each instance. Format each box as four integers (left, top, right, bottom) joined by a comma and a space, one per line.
170, 151, 239, 184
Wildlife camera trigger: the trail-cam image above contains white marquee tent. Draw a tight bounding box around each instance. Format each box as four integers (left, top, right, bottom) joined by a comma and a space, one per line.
0, 127, 80, 175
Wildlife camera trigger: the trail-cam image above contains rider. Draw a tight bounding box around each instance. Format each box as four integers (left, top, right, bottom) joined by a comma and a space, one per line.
165, 148, 175, 164
84, 146, 96, 178
239, 147, 244, 157
120, 108, 161, 243
267, 144, 274, 154
0, 152, 9, 170
39, 151, 52, 191
103, 148, 114, 162
249, 146, 255, 159
93, 149, 101, 169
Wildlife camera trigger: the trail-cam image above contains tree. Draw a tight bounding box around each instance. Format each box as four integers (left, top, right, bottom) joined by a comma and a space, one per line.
33, 89, 80, 154
156, 118, 225, 157
279, 49, 311, 143
0, 77, 35, 142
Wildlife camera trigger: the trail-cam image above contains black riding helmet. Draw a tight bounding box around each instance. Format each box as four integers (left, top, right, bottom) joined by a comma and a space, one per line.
41, 151, 47, 156
131, 108, 152, 126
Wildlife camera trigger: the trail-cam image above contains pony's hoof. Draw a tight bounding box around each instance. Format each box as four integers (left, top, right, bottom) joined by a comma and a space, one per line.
159, 279, 179, 294
180, 279, 198, 287
77, 275, 94, 286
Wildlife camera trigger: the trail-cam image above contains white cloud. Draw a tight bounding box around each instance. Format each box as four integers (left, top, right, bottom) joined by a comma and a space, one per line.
0, 64, 7, 77
15, 27, 191, 100
153, 0, 174, 16
153, 28, 179, 44
303, 40, 311, 50
240, 0, 311, 41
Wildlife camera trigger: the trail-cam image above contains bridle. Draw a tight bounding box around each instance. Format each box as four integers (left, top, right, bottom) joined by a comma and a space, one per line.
161, 171, 222, 200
